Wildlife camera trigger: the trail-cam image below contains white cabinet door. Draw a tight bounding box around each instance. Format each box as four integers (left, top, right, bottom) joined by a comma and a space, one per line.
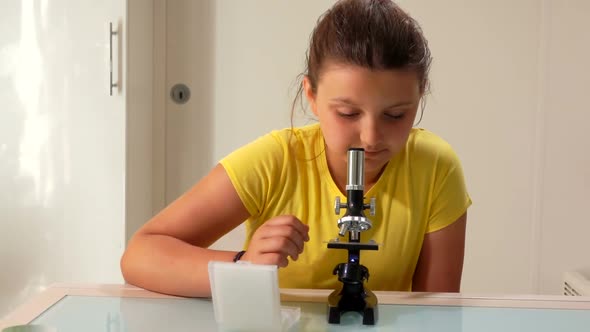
0, 0, 127, 317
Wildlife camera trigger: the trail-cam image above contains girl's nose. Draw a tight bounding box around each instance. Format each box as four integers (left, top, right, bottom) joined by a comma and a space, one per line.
359, 119, 384, 149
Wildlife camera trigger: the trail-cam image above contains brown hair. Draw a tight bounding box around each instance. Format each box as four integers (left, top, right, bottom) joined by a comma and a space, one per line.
291, 0, 432, 123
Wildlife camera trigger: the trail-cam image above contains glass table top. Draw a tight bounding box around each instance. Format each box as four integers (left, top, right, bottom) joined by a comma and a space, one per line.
28, 295, 590, 332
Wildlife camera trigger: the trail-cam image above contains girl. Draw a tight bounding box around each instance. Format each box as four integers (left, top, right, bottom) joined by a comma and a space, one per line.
121, 0, 471, 297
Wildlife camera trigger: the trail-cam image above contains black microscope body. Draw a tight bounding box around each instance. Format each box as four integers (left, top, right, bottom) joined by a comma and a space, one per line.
327, 148, 379, 325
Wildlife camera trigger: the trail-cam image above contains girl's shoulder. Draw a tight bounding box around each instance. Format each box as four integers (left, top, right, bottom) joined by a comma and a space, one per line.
269, 123, 321, 143
404, 128, 463, 167
270, 123, 323, 158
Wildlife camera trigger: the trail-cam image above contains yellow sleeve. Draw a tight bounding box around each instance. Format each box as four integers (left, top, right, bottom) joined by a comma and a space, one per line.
426, 140, 472, 233
219, 132, 286, 218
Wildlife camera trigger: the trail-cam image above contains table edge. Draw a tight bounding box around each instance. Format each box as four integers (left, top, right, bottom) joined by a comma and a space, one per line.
2, 283, 590, 329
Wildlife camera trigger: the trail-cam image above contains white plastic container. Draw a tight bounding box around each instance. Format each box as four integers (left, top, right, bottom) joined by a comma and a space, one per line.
208, 261, 300, 331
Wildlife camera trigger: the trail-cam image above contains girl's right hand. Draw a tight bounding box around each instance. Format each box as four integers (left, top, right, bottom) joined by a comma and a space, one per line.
241, 215, 310, 267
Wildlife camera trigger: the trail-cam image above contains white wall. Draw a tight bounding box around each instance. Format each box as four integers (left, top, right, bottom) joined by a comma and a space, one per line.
407, 0, 543, 294
538, 0, 590, 294
162, 0, 590, 295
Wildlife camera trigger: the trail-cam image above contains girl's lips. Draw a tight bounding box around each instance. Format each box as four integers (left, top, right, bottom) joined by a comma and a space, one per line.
364, 150, 385, 156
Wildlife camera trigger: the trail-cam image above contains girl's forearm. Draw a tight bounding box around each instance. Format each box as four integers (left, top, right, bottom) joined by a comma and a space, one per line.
120, 233, 236, 297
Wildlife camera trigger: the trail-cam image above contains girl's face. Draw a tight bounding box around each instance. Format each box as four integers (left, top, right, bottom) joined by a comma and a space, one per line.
304, 62, 422, 181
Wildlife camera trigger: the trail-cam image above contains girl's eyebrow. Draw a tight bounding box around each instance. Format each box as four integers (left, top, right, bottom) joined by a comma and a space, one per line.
329, 97, 414, 109
329, 97, 359, 106
384, 102, 414, 109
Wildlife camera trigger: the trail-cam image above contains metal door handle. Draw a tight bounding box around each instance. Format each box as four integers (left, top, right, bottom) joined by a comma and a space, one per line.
109, 22, 118, 96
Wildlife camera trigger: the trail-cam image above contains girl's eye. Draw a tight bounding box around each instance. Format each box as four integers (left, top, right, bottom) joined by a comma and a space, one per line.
385, 113, 404, 120
337, 112, 359, 118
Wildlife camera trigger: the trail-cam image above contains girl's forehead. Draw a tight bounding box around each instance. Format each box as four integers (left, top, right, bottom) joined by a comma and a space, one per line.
316, 63, 421, 99
319, 62, 419, 83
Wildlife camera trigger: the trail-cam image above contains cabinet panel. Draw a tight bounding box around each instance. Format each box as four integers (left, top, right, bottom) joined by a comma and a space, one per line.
0, 0, 126, 317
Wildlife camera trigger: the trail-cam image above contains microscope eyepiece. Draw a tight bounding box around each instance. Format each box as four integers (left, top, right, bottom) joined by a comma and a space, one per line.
346, 148, 365, 191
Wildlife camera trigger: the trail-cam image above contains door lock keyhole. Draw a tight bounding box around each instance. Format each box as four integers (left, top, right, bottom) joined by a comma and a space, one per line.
170, 84, 191, 104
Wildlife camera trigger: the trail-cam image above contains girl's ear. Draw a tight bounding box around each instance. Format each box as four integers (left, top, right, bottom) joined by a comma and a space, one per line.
420, 78, 430, 96
303, 76, 319, 117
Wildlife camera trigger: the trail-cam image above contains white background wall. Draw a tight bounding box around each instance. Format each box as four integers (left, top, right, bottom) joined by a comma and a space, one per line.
161, 0, 590, 295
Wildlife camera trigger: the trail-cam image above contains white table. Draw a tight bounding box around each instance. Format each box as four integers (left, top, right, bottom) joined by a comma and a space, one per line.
2, 284, 590, 331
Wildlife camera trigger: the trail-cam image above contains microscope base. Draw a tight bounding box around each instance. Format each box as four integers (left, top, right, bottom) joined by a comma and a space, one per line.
327, 287, 378, 325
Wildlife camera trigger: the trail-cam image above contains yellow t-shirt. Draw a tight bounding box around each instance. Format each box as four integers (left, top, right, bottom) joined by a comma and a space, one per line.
220, 123, 471, 291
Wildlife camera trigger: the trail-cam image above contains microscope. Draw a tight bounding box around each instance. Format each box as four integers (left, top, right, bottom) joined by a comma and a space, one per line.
327, 148, 379, 325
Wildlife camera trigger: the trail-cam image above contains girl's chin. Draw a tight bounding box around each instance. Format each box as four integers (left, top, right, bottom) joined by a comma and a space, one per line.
364, 159, 389, 174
